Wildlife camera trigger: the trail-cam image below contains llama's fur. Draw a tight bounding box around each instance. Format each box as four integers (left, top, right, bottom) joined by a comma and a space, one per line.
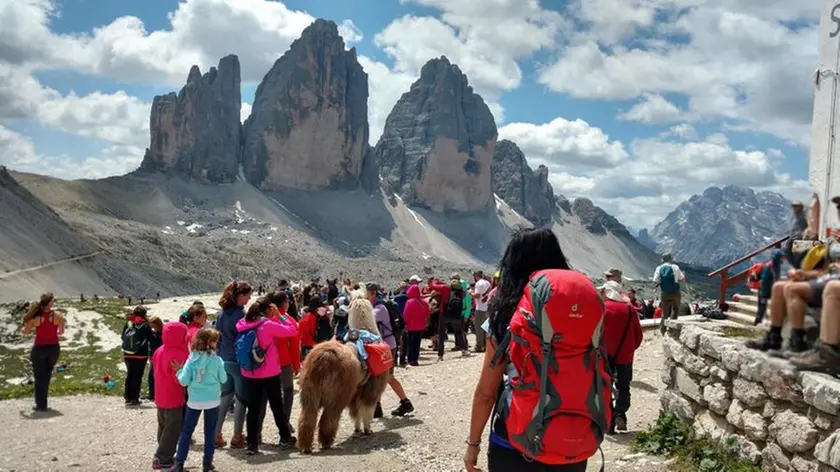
296, 298, 390, 453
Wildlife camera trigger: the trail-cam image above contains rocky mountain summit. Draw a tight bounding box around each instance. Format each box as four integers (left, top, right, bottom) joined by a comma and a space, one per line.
491, 139, 555, 226
376, 56, 497, 212
242, 19, 376, 192
569, 197, 635, 237
139, 55, 241, 183
649, 185, 790, 269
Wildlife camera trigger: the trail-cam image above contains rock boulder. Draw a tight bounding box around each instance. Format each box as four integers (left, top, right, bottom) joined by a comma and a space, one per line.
375, 56, 497, 212
242, 19, 375, 192
140, 55, 241, 183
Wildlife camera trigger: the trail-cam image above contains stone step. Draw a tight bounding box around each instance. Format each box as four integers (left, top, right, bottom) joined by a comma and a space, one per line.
732, 294, 759, 306
725, 310, 755, 326
728, 301, 758, 317
640, 315, 704, 330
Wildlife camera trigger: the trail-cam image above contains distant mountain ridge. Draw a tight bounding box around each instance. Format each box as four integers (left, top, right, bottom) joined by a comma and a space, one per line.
647, 185, 790, 269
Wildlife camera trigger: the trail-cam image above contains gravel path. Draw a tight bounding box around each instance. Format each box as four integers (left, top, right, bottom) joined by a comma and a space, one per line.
1, 333, 669, 472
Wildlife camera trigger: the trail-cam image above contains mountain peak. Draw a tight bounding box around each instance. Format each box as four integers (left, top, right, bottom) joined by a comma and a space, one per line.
650, 185, 790, 268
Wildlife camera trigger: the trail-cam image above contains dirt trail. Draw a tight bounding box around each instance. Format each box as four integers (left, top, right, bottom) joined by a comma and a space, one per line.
0, 251, 103, 280
0, 333, 668, 472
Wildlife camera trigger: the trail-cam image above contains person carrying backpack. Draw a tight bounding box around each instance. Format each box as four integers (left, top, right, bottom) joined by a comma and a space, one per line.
368, 283, 415, 419
599, 282, 643, 434
214, 281, 252, 449
465, 228, 609, 472
122, 305, 155, 406
441, 279, 469, 360
235, 297, 298, 455
653, 254, 686, 334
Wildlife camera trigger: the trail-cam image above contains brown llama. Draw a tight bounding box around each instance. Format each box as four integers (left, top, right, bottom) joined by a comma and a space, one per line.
296, 297, 389, 453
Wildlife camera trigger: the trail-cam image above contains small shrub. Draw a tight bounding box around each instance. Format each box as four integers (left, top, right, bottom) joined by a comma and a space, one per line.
633, 414, 761, 472
721, 327, 763, 339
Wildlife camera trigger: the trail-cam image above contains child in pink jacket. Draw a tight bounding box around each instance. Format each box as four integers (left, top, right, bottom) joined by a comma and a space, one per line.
235, 297, 298, 455
150, 322, 189, 470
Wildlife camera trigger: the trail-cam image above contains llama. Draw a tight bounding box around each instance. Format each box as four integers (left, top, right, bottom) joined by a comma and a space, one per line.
296, 298, 390, 453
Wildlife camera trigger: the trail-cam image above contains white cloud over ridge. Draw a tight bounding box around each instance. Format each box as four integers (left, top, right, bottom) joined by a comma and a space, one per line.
0, 0, 817, 226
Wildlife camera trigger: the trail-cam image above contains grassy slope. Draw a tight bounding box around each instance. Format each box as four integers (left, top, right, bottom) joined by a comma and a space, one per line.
0, 298, 158, 400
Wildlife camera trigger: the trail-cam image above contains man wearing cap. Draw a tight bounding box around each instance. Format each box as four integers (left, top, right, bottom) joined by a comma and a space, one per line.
653, 254, 686, 334
470, 271, 492, 353
786, 201, 809, 265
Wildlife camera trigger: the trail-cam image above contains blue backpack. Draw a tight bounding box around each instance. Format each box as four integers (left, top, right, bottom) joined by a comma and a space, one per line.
235, 321, 266, 371
659, 265, 680, 294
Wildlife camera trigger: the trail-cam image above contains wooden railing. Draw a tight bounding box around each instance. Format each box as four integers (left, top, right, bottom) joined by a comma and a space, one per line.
708, 236, 790, 305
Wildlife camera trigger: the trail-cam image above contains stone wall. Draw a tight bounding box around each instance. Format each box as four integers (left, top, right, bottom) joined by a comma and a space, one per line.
660, 319, 840, 471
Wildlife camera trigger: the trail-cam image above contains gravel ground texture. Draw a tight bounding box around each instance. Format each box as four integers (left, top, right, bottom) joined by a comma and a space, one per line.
1, 332, 669, 472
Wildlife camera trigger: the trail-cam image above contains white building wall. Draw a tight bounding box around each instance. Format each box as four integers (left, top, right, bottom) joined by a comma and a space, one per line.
811, 0, 840, 232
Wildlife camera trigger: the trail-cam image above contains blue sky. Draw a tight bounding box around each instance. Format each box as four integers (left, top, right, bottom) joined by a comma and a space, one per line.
0, 0, 817, 228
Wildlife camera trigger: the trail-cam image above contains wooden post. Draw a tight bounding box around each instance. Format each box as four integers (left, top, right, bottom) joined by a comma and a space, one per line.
718, 268, 728, 306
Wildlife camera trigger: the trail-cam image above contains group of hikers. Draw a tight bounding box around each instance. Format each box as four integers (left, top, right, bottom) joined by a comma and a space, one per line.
20, 226, 678, 471
742, 197, 840, 375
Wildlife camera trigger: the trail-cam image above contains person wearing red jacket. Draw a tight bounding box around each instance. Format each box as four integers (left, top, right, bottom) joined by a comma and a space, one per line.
298, 308, 316, 361
403, 285, 430, 366
430, 278, 451, 352
599, 283, 643, 435
265, 291, 299, 435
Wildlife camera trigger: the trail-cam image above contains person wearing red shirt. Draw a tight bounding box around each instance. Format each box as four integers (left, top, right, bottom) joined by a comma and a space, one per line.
22, 293, 65, 412
599, 283, 643, 434
430, 278, 451, 354
298, 304, 318, 361
267, 291, 299, 434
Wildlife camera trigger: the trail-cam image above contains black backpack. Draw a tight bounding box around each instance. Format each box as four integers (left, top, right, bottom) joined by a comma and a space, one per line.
122, 321, 149, 354
315, 316, 334, 343
444, 294, 463, 321
383, 300, 405, 338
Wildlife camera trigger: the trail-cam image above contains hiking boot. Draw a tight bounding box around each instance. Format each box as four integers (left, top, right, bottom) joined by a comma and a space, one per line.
461, 350, 472, 358
245, 445, 259, 456
437, 356, 444, 363
229, 434, 246, 449
167, 461, 185, 472
614, 416, 628, 432
374, 403, 383, 419
215, 433, 226, 448
790, 343, 840, 375
745, 332, 782, 352
152, 458, 172, 470
409, 361, 420, 367
391, 399, 414, 417
202, 463, 216, 472
278, 436, 297, 449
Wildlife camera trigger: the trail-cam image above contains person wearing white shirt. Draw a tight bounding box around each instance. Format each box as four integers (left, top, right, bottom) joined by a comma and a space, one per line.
652, 254, 686, 334
470, 271, 492, 353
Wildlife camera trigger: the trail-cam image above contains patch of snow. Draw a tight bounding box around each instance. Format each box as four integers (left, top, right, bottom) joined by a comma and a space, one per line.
422, 253, 431, 260
239, 230, 251, 235
186, 223, 203, 233
0, 307, 121, 351
237, 164, 247, 183
493, 194, 524, 220
231, 229, 239, 234
162, 226, 174, 235
5, 377, 26, 385
176, 220, 186, 226
267, 236, 273, 240
270, 227, 278, 232
395, 195, 427, 228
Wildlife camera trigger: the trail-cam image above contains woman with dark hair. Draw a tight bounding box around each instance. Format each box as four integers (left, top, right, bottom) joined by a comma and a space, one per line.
465, 228, 594, 472
215, 281, 252, 449
22, 293, 65, 412
235, 297, 298, 455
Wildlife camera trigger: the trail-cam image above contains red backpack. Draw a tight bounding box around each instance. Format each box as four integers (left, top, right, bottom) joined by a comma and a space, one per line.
364, 342, 394, 376
490, 269, 612, 467
746, 262, 766, 291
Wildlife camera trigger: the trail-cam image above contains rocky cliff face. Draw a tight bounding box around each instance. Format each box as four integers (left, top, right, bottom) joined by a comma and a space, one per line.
375, 56, 497, 212
649, 185, 790, 269
570, 197, 634, 237
491, 139, 555, 226
139, 55, 241, 183
242, 19, 375, 192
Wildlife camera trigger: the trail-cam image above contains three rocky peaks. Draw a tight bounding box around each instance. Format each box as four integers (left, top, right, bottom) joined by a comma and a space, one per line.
138, 19, 561, 225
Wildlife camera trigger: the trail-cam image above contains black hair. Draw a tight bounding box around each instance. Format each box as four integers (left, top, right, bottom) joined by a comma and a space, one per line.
488, 228, 570, 342
269, 290, 289, 307
245, 296, 270, 322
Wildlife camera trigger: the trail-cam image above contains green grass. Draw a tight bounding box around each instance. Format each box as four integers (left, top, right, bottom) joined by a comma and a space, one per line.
0, 297, 160, 400
633, 414, 761, 472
